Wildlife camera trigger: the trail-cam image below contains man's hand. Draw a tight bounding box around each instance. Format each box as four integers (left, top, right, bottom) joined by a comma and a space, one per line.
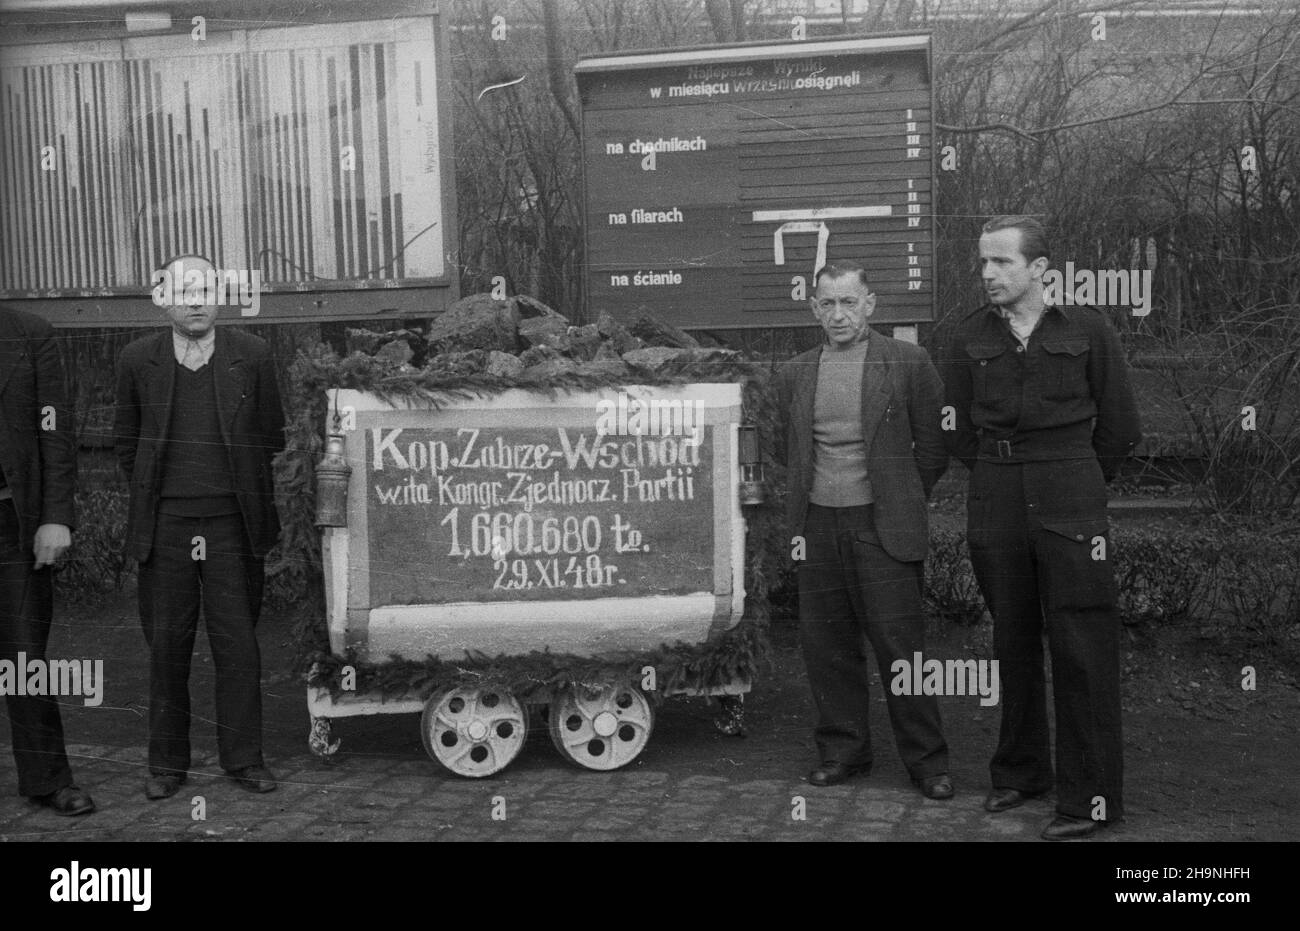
33, 523, 72, 569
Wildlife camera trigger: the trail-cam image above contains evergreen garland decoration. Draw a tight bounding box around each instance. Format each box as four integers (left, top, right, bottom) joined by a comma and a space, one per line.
303, 608, 771, 706
275, 341, 785, 702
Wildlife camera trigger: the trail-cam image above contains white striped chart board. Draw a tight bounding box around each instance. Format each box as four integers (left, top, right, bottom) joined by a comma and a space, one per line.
0, 14, 455, 324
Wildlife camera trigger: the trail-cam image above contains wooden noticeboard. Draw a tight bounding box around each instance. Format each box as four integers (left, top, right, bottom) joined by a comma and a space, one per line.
575, 33, 935, 331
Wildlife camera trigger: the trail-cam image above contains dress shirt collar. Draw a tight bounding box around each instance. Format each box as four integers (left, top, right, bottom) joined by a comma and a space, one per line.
172, 328, 216, 370
986, 302, 1060, 344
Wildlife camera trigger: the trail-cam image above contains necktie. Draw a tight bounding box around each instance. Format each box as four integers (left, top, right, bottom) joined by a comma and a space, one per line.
179, 340, 207, 371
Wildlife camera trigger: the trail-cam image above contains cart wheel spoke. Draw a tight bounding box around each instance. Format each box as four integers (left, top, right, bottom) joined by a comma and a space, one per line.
608, 719, 650, 767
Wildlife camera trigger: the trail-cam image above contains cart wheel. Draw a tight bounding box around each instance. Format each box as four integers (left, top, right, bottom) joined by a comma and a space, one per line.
309, 716, 340, 756
421, 687, 528, 778
548, 682, 653, 771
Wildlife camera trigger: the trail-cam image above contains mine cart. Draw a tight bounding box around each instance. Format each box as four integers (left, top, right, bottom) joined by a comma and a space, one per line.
306, 383, 758, 776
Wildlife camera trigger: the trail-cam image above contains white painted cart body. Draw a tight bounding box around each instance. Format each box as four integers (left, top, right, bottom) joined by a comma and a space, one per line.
307, 383, 752, 775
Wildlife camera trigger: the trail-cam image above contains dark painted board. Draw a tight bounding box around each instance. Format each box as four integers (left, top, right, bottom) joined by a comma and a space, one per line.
736, 168, 933, 190
577, 38, 934, 330
586, 152, 741, 204
586, 271, 931, 329
365, 424, 715, 605
579, 52, 927, 111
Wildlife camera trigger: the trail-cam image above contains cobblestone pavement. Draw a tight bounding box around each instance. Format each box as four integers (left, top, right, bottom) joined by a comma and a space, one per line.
3, 726, 1063, 842
0, 744, 1057, 842
1, 593, 1296, 842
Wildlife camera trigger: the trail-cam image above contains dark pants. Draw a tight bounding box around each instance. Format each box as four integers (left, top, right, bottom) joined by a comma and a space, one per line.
967, 460, 1123, 821
797, 503, 949, 779
0, 499, 73, 797
138, 510, 265, 775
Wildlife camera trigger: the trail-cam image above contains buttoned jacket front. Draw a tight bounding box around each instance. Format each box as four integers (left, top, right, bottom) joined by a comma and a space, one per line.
0, 305, 76, 555
773, 331, 947, 564
939, 303, 1141, 477
113, 327, 285, 562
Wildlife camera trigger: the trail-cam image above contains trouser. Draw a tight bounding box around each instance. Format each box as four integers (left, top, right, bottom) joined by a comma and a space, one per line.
0, 499, 73, 797
966, 459, 1124, 820
138, 510, 265, 775
797, 503, 949, 780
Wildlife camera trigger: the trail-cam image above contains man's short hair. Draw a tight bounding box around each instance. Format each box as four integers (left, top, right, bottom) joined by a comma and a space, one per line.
814, 261, 871, 290
981, 215, 1050, 264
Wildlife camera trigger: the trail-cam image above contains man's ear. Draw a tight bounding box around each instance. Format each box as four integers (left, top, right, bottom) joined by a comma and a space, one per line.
1029, 256, 1050, 281
863, 293, 878, 316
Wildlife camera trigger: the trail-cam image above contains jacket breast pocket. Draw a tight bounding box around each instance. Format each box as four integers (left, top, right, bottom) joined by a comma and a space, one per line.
226, 368, 252, 411
964, 341, 1016, 401
5, 353, 35, 405
1039, 338, 1090, 400
879, 389, 907, 435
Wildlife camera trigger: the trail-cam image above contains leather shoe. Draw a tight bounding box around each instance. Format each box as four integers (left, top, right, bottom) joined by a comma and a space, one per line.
144, 773, 186, 800
229, 764, 278, 793
915, 773, 954, 800
807, 761, 869, 787
1042, 814, 1107, 840
983, 786, 1044, 812
33, 785, 96, 816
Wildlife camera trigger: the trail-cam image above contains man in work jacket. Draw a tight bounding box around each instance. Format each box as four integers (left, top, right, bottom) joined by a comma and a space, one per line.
940, 215, 1141, 840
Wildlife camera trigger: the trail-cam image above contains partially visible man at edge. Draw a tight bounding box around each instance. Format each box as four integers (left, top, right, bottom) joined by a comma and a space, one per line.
0, 304, 95, 815
114, 254, 284, 800
940, 215, 1141, 840
772, 261, 954, 800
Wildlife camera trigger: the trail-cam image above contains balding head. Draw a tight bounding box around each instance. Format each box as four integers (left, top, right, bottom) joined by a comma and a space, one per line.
152, 253, 219, 338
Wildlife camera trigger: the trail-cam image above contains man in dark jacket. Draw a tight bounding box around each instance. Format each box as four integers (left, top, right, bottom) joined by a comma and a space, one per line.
940, 216, 1141, 839
0, 305, 95, 815
114, 255, 284, 799
773, 261, 952, 799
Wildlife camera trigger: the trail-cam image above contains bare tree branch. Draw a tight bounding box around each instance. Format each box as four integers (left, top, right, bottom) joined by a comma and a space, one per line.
703, 0, 734, 42
939, 93, 1300, 139
541, 0, 581, 140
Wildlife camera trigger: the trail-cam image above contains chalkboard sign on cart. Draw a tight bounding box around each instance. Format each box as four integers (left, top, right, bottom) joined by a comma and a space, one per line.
307, 383, 752, 776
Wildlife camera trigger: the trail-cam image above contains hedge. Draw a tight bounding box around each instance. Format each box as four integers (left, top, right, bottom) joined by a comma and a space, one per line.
57, 486, 1298, 645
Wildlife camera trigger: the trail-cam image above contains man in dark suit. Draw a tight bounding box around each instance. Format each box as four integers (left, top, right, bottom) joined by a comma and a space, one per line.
940, 216, 1141, 839
773, 262, 952, 799
0, 304, 95, 815
114, 254, 284, 799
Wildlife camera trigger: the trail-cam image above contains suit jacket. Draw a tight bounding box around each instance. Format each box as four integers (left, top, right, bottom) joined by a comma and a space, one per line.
773, 330, 948, 564
114, 327, 285, 562
0, 305, 76, 556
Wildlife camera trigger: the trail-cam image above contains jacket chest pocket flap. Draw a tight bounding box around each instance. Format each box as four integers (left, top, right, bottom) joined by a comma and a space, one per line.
964, 340, 1015, 400
1039, 337, 1090, 398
